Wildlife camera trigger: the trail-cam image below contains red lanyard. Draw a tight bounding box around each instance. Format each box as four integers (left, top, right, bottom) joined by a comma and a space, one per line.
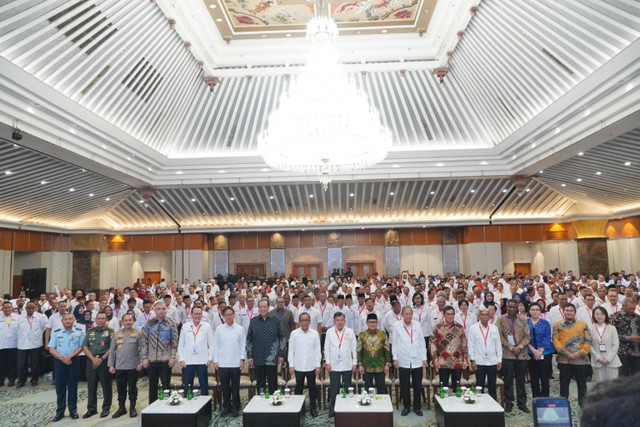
247, 308, 254, 321
560, 308, 565, 319
358, 305, 366, 315
185, 307, 191, 317
394, 313, 402, 321
416, 306, 423, 321
403, 323, 413, 344
144, 313, 150, 322
26, 316, 33, 330
335, 328, 345, 349
191, 323, 201, 339
594, 324, 607, 341
490, 316, 496, 324
320, 304, 327, 317
462, 312, 468, 328
479, 324, 490, 347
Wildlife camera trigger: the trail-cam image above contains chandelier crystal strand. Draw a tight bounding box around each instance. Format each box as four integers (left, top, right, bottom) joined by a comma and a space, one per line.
258, 12, 391, 190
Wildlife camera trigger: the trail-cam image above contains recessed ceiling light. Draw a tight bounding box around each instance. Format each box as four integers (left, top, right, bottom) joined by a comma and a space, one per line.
230, 197, 235, 201
480, 161, 488, 165
470, 189, 475, 193
390, 192, 394, 195
561, 184, 566, 187
105, 197, 110, 201
430, 191, 435, 195
462, 204, 466, 207
4, 171, 12, 175
219, 170, 225, 173
531, 143, 536, 148
595, 171, 602, 175
422, 225, 426, 228
584, 109, 590, 116
578, 152, 584, 156
512, 155, 517, 160
625, 162, 631, 166
148, 167, 152, 171
126, 157, 131, 161
89, 193, 94, 197
160, 199, 165, 203
350, 193, 354, 197
176, 171, 183, 174
269, 196, 274, 199
216, 18, 222, 22
191, 198, 196, 202
361, 227, 365, 229
539, 170, 544, 174
525, 188, 531, 192
139, 200, 144, 203
392, 164, 399, 168
381, 29, 387, 33
209, 4, 216, 8
285, 33, 291, 37
555, 128, 560, 134
69, 188, 74, 192
436, 162, 444, 167
576, 178, 582, 182
502, 189, 508, 193
309, 194, 314, 198
261, 168, 269, 172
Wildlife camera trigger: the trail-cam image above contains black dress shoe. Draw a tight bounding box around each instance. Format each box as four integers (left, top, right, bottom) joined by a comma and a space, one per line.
414, 409, 424, 416
16, 383, 25, 389
505, 405, 513, 413
82, 410, 97, 419
401, 408, 411, 416
230, 409, 239, 418
519, 406, 530, 413
100, 409, 110, 418
130, 408, 138, 418
220, 408, 230, 417
310, 408, 318, 418
70, 413, 79, 419
7, 380, 15, 387
112, 408, 127, 418
52, 413, 64, 422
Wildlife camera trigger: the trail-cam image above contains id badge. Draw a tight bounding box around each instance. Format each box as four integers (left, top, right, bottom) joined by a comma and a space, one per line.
409, 346, 417, 358
192, 345, 199, 354
335, 352, 343, 364
599, 343, 606, 353
507, 335, 515, 346
100, 340, 105, 347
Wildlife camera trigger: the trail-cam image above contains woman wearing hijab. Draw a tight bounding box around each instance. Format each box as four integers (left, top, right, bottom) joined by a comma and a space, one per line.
483, 292, 502, 315
103, 306, 120, 332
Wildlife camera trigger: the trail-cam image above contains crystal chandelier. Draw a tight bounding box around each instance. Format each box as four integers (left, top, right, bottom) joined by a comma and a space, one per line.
258, 9, 392, 190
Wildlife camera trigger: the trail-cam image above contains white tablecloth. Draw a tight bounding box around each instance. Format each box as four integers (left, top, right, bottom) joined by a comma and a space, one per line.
334, 394, 393, 413
243, 395, 306, 414
141, 396, 211, 415
435, 394, 504, 413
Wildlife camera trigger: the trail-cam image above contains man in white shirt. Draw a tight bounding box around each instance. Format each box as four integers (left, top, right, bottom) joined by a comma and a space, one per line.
0, 301, 19, 386
45, 300, 72, 352
468, 308, 503, 400
359, 298, 383, 335
325, 312, 357, 417
237, 296, 259, 336
392, 307, 427, 417
601, 288, 622, 316
430, 295, 446, 327
315, 292, 334, 352
178, 296, 194, 324
576, 294, 596, 325
122, 298, 142, 322
135, 301, 156, 330
332, 295, 356, 332
288, 312, 321, 418
17, 301, 47, 387
178, 307, 215, 397
548, 293, 568, 326
398, 286, 413, 308
213, 306, 245, 418
294, 296, 322, 334
383, 298, 403, 349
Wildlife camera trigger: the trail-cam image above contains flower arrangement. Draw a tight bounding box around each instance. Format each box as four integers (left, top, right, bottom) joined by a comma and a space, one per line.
271, 393, 285, 406
462, 389, 476, 404
168, 390, 182, 406
357, 391, 372, 406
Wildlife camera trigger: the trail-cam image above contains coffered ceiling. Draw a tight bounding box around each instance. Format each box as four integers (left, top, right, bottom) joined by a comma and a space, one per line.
0, 0, 638, 232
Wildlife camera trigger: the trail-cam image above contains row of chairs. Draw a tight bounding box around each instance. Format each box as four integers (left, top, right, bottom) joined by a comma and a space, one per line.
170, 361, 505, 411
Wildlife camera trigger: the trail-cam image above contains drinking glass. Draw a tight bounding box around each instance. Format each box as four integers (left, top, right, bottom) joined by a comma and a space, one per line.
348, 387, 354, 398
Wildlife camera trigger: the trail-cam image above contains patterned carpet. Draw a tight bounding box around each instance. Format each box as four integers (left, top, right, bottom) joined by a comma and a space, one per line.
0, 376, 585, 426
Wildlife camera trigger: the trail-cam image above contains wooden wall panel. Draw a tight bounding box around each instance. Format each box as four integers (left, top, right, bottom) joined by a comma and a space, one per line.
484, 226, 501, 242
285, 232, 300, 248
29, 232, 44, 251
188, 233, 204, 250
355, 231, 370, 246
131, 235, 152, 252
0, 230, 12, 250
243, 233, 258, 250
370, 230, 385, 246
342, 231, 356, 247
257, 233, 270, 249
299, 232, 314, 248
313, 231, 326, 248
43, 235, 52, 251
153, 234, 174, 251
521, 224, 543, 241
464, 226, 485, 243
426, 228, 441, 245
229, 234, 244, 250
14, 230, 29, 250
412, 229, 427, 245
398, 229, 413, 245
500, 225, 521, 242
52, 235, 70, 252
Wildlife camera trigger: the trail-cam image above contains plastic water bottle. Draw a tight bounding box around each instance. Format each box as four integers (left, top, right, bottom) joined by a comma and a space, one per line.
187, 386, 193, 400
265, 389, 270, 399
158, 389, 164, 400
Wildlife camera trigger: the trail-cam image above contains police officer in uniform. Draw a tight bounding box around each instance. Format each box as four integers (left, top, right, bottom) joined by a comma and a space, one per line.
108, 313, 143, 418
48, 313, 85, 422
82, 311, 114, 419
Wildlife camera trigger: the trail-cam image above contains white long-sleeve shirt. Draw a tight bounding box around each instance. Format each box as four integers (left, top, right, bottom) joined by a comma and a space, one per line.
315, 302, 334, 330
383, 310, 403, 343
467, 323, 502, 366
135, 311, 156, 330
178, 321, 215, 365
324, 326, 357, 372
412, 305, 433, 337
288, 328, 321, 372
454, 311, 478, 336
212, 323, 245, 368
576, 306, 595, 325
294, 307, 321, 331
17, 312, 47, 350
0, 313, 19, 349
391, 320, 426, 369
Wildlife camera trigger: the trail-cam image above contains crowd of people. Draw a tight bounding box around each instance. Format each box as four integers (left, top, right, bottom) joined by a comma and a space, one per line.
0, 269, 639, 423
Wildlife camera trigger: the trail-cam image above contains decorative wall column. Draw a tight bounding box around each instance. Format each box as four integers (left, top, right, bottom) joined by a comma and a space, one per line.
213, 234, 229, 277
71, 234, 103, 290
384, 230, 401, 276
573, 220, 609, 275
441, 227, 459, 274
327, 232, 342, 275
270, 233, 285, 276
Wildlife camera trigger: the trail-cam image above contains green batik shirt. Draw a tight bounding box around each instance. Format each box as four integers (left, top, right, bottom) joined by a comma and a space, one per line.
83, 325, 115, 358
357, 329, 391, 373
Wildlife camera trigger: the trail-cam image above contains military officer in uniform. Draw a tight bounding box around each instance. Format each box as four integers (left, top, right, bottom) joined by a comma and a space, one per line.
82, 311, 114, 419
48, 313, 85, 422
108, 313, 143, 418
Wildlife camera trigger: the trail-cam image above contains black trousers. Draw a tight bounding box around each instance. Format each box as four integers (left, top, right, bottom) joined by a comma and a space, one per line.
0, 348, 17, 383
219, 367, 241, 411
363, 372, 386, 394
255, 364, 278, 394
559, 364, 589, 407
502, 359, 527, 408
438, 367, 461, 389
115, 369, 138, 409
425, 337, 431, 363
294, 370, 317, 409
528, 358, 550, 397
17, 347, 41, 386
147, 361, 171, 404
399, 367, 422, 411
619, 354, 640, 377
86, 360, 113, 412
329, 370, 352, 411
475, 365, 497, 400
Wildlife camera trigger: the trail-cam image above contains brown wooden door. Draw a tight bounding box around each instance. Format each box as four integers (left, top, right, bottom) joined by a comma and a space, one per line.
345, 261, 376, 279
144, 271, 161, 286
291, 263, 323, 280
12, 275, 22, 298
514, 263, 532, 275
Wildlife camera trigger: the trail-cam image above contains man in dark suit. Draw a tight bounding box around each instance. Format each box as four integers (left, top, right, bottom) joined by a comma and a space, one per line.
271, 297, 295, 341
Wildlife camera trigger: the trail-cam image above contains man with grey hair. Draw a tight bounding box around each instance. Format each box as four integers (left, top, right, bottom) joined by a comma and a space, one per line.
468, 308, 502, 400
430, 293, 447, 326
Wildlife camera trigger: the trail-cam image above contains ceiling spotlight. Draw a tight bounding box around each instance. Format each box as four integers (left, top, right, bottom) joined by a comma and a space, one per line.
216, 18, 222, 22
392, 164, 399, 168
470, 189, 475, 193
525, 188, 531, 192
69, 188, 75, 192
160, 199, 165, 203
624, 162, 631, 166
555, 128, 560, 134
176, 171, 183, 174
436, 162, 444, 167
578, 152, 584, 156
4, 171, 12, 175
209, 4, 216, 8
561, 184, 566, 187
512, 155, 517, 160
531, 143, 536, 148
139, 200, 144, 203
191, 198, 196, 202
89, 193, 94, 197
539, 170, 544, 174
269, 196, 274, 199
261, 168, 269, 172
11, 128, 22, 141
430, 191, 435, 195
285, 33, 291, 37
576, 178, 582, 182
219, 170, 225, 173
350, 193, 354, 197
480, 161, 488, 165
390, 192, 394, 195
502, 189, 507, 193
381, 29, 387, 33
230, 197, 235, 201
105, 197, 110, 201
595, 171, 602, 175
310, 194, 314, 198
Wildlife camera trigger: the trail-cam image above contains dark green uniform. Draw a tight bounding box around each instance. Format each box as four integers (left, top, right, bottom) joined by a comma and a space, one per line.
83, 326, 115, 415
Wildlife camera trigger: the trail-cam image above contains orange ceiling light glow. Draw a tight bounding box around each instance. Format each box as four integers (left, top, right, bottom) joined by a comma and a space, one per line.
110, 235, 125, 243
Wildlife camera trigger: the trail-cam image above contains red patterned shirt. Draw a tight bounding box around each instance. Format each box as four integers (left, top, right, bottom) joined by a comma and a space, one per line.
430, 321, 468, 369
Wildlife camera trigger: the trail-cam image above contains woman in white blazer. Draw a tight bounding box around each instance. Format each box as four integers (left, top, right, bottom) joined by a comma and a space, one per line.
589, 306, 621, 382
